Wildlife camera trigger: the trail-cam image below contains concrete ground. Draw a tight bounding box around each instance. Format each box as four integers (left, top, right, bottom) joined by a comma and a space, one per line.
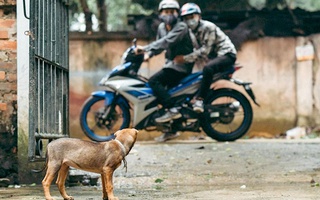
1, 138, 320, 200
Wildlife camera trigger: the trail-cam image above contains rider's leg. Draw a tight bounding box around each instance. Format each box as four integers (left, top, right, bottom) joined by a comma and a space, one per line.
194, 53, 236, 112
148, 68, 187, 123
148, 69, 172, 107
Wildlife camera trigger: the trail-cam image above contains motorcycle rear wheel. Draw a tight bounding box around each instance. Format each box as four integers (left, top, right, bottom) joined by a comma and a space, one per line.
80, 96, 131, 142
201, 88, 253, 141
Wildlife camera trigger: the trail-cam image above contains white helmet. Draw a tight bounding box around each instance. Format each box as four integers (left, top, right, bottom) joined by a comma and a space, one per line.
158, 0, 180, 12
181, 3, 201, 17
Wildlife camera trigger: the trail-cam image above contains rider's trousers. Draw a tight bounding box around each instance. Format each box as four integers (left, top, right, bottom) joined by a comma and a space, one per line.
197, 53, 237, 100
148, 68, 188, 109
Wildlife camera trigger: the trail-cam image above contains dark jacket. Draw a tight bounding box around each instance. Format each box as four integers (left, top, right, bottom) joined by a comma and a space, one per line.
143, 21, 194, 74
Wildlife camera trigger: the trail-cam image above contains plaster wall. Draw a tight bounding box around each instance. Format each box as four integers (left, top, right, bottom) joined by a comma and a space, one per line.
69, 35, 320, 139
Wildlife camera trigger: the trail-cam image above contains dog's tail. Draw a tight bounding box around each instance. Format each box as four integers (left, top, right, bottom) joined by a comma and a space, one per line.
31, 151, 48, 173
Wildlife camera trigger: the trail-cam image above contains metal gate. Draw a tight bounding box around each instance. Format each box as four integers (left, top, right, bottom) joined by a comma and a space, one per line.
28, 0, 69, 161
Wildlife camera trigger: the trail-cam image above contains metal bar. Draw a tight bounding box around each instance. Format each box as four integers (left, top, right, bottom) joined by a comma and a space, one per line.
34, 54, 68, 72
44, 0, 48, 59
50, 63, 55, 134
43, 61, 49, 134
51, 0, 56, 62
35, 132, 67, 139
28, 0, 37, 161
40, 59, 45, 134
65, 3, 69, 68
38, 0, 42, 56
23, 0, 30, 19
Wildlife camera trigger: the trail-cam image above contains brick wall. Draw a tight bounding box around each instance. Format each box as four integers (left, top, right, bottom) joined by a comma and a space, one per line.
0, 0, 17, 132
0, 1, 18, 185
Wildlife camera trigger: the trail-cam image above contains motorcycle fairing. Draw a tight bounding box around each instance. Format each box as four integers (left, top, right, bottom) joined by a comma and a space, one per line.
169, 72, 202, 96
99, 62, 132, 85
126, 88, 154, 100
91, 90, 130, 110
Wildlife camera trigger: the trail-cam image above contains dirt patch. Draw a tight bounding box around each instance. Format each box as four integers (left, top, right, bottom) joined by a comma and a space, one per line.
2, 139, 320, 199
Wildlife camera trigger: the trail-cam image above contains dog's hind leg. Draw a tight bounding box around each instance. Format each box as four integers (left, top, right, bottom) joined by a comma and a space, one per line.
56, 163, 74, 200
42, 162, 60, 200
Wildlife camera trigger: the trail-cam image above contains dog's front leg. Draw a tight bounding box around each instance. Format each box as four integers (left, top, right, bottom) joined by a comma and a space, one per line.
101, 173, 108, 199
102, 167, 118, 200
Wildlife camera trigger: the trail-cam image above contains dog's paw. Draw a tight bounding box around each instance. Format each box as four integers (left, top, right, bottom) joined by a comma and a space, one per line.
63, 196, 74, 200
105, 197, 119, 200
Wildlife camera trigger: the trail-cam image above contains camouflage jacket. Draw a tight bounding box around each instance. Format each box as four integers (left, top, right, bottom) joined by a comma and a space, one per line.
183, 20, 237, 64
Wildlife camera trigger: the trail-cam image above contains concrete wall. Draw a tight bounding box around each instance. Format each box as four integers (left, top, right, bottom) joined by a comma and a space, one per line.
69, 34, 320, 139
235, 36, 320, 136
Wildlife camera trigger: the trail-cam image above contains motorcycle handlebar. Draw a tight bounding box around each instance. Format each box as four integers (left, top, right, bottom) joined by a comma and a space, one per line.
133, 38, 137, 47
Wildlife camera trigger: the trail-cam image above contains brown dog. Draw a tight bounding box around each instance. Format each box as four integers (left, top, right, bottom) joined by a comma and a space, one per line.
40, 128, 138, 200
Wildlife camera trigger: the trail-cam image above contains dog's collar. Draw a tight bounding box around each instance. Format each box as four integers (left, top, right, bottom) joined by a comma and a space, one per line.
114, 139, 128, 172
114, 139, 127, 156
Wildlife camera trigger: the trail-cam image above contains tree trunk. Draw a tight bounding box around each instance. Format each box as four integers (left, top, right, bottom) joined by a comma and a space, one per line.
97, 0, 107, 32
79, 0, 93, 33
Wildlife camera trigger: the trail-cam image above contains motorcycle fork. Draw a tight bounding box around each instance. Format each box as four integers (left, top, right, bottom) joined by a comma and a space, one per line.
102, 94, 119, 120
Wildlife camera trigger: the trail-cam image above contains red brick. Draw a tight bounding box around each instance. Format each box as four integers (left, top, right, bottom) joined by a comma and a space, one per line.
8, 51, 16, 60
0, 82, 14, 91
0, 0, 16, 5
0, 19, 15, 28
0, 30, 8, 39
4, 93, 17, 101
7, 73, 16, 82
0, 41, 16, 50
0, 71, 5, 80
0, 103, 7, 111
0, 62, 14, 70
9, 83, 16, 91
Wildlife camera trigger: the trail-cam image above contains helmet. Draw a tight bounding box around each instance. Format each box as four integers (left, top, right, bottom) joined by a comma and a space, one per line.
180, 3, 201, 17
158, 0, 180, 12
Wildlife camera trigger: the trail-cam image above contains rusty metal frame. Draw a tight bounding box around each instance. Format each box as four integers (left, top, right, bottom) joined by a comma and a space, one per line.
28, 0, 69, 161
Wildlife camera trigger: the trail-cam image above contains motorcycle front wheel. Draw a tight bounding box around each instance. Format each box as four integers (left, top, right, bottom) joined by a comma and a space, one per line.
80, 96, 131, 142
201, 88, 253, 141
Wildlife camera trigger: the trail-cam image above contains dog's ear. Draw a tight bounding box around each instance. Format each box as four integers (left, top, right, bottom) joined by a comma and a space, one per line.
114, 130, 120, 137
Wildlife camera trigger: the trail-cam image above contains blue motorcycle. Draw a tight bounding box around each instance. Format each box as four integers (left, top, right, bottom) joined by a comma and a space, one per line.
80, 40, 259, 142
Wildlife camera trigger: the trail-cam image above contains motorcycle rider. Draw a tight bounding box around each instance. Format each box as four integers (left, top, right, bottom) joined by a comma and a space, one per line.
135, 0, 194, 141
174, 3, 237, 112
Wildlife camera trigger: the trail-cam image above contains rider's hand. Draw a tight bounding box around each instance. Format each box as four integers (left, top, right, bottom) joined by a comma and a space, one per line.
144, 53, 150, 61
174, 55, 185, 64
134, 45, 145, 55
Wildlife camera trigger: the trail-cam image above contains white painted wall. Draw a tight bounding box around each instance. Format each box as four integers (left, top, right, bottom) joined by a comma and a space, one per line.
17, 0, 30, 138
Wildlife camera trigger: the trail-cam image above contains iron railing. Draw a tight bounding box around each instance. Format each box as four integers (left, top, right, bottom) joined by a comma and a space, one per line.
28, 0, 69, 161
